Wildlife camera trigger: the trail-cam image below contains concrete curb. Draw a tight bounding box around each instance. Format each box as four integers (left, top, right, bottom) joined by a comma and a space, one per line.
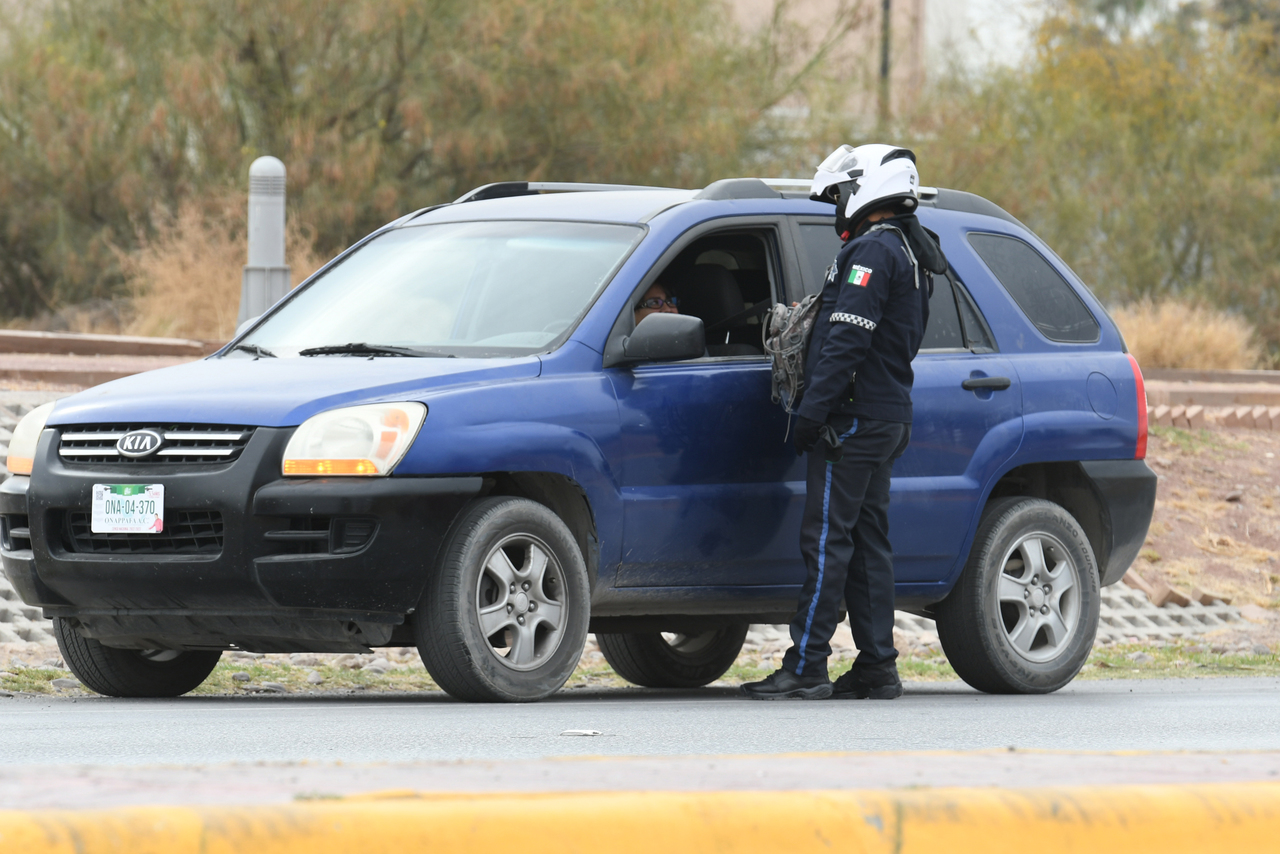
2, 784, 1278, 852
0, 330, 219, 358
1146, 382, 1280, 411
1145, 368, 1280, 386
0, 353, 193, 388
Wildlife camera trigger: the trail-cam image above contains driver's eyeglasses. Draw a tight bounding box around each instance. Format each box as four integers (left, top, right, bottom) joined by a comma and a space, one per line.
637, 296, 679, 310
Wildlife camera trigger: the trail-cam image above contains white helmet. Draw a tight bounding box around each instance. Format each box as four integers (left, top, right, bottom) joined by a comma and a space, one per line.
810, 143, 920, 239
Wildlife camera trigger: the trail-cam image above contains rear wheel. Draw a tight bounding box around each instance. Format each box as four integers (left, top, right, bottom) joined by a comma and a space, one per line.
598, 623, 748, 688
935, 497, 1099, 694
54, 618, 221, 697
416, 497, 590, 702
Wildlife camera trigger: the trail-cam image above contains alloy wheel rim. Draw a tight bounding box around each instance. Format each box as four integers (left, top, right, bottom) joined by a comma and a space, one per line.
475, 534, 568, 672
994, 532, 1081, 664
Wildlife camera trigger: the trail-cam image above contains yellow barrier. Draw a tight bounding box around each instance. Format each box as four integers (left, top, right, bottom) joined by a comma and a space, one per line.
2, 784, 1279, 853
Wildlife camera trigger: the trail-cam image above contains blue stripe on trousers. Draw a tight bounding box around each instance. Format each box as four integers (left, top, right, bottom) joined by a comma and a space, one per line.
794, 419, 856, 676
795, 461, 834, 675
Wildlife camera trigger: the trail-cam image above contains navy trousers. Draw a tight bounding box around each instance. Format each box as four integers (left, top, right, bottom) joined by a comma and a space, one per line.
782, 416, 911, 679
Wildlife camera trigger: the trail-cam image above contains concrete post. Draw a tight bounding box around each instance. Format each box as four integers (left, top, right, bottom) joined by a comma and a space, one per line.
238, 156, 291, 326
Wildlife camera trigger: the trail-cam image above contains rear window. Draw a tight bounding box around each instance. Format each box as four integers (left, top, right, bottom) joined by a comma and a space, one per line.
967, 233, 1099, 343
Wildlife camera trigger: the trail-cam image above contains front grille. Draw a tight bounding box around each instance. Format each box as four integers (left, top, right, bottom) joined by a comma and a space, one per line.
62, 510, 224, 555
58, 424, 253, 465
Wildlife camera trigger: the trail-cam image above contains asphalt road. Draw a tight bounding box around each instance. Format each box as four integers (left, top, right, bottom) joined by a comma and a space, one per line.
3, 677, 1279, 767
2, 678, 1280, 808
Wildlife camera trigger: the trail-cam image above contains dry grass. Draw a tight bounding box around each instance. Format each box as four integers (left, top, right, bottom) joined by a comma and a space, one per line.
1111, 299, 1263, 370
119, 196, 325, 342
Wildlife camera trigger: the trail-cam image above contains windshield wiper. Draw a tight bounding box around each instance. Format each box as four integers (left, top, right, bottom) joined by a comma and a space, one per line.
297, 342, 437, 358
229, 343, 276, 359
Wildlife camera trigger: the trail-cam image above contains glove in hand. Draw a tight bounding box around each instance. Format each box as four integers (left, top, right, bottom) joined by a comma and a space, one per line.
793, 415, 825, 456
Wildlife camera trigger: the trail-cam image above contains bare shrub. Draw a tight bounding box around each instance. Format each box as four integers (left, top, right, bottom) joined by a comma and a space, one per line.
120, 196, 324, 342
1111, 299, 1263, 371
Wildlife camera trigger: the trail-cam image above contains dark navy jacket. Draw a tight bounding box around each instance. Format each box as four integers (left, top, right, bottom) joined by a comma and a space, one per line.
796, 219, 930, 425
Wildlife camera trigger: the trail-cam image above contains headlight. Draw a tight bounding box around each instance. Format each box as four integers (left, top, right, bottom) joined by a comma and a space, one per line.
282, 403, 426, 476
6, 402, 56, 476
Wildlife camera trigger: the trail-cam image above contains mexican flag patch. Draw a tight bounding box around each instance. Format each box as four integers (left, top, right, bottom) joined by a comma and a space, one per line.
847, 265, 873, 287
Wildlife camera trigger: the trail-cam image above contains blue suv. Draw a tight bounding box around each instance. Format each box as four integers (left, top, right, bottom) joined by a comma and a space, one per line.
0, 178, 1155, 702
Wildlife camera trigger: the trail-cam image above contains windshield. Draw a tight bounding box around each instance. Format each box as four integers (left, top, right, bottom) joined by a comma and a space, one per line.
234, 220, 643, 358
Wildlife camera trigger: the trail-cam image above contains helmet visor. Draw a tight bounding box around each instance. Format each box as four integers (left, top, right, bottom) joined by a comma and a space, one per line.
817, 145, 859, 175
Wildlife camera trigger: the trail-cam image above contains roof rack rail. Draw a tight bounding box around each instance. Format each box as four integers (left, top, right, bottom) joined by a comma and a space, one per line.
454, 181, 680, 204
759, 178, 814, 200
694, 177, 815, 201
760, 178, 938, 200
695, 178, 781, 200
759, 178, 811, 191
709, 178, 939, 202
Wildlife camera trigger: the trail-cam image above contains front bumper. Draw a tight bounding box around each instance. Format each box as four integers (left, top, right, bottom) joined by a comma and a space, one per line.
0, 427, 482, 651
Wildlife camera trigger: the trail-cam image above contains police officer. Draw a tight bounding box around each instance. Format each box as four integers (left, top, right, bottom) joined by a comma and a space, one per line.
743, 143, 947, 700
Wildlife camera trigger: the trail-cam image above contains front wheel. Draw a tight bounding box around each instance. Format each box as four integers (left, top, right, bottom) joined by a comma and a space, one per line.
416, 497, 590, 702
598, 623, 748, 688
54, 618, 221, 697
935, 497, 1100, 694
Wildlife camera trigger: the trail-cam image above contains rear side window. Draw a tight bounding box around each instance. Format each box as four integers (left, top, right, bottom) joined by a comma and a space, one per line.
954, 274, 996, 352
967, 233, 1099, 343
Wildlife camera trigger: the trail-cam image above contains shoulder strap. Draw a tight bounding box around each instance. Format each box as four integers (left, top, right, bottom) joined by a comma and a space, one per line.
867, 223, 921, 290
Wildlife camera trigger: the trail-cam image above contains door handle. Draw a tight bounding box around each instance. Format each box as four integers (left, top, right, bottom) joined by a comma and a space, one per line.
962, 376, 1012, 391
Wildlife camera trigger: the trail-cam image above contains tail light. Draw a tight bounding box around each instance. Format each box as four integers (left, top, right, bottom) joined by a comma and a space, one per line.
1127, 353, 1147, 460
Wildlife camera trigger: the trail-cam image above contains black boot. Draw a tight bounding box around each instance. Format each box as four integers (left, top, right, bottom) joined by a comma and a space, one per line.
831, 661, 902, 700
741, 668, 832, 700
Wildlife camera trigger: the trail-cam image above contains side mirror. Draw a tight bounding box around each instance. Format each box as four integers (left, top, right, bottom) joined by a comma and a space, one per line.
620, 313, 705, 363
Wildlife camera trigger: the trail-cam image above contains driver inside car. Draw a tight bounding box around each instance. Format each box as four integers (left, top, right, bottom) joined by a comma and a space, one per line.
633, 281, 681, 324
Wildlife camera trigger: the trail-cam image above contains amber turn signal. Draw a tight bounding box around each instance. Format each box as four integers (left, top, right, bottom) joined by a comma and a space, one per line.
282, 459, 379, 476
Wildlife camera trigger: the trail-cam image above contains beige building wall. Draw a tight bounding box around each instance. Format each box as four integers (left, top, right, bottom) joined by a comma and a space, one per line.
731, 0, 928, 122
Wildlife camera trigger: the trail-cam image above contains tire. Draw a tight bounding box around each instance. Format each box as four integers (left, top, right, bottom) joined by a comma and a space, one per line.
415, 497, 590, 702
54, 618, 221, 698
935, 497, 1100, 694
598, 623, 749, 688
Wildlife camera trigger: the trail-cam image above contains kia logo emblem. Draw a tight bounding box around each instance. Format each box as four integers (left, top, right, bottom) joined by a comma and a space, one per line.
116, 429, 163, 458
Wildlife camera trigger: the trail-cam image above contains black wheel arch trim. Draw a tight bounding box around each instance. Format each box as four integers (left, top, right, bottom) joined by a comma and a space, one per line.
915, 457, 1157, 615
983, 459, 1155, 589
1077, 459, 1157, 586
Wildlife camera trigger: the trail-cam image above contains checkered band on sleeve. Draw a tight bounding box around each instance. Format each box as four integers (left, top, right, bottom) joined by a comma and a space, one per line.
830, 312, 877, 331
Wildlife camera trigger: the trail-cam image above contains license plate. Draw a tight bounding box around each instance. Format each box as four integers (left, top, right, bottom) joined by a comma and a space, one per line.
91, 484, 164, 534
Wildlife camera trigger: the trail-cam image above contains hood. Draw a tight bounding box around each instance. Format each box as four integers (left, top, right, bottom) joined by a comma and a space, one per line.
47, 355, 542, 427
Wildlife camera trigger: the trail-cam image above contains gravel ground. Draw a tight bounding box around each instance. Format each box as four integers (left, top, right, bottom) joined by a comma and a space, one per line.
4, 623, 1277, 700
1140, 425, 1280, 611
